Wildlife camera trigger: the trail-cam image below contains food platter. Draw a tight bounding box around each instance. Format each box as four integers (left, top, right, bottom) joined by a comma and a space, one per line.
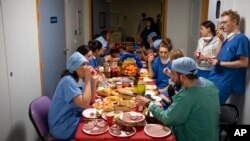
82, 119, 109, 135
144, 124, 171, 138
109, 124, 136, 137
119, 111, 145, 123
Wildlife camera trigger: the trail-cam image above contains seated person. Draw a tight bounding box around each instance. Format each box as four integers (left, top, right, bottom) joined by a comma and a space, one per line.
48, 52, 98, 139
147, 39, 173, 109
88, 40, 106, 68
136, 57, 220, 141
160, 48, 184, 106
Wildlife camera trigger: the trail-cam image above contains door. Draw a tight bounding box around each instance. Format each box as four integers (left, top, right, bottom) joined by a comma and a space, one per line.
0, 2, 12, 140
39, 0, 66, 98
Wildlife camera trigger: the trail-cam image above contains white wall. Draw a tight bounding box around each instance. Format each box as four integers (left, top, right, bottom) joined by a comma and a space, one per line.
167, 0, 191, 56
0, 0, 41, 140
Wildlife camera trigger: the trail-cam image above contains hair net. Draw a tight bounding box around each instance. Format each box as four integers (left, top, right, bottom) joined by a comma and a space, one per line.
67, 52, 88, 73
171, 57, 198, 75
95, 36, 108, 48
153, 39, 162, 49
147, 32, 157, 39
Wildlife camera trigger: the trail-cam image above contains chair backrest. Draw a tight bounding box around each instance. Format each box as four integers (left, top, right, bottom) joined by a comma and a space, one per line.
29, 96, 51, 141
220, 104, 239, 125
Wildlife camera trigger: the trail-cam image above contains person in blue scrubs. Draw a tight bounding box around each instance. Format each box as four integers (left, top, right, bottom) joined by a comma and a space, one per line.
147, 39, 173, 108
148, 39, 173, 90
88, 40, 105, 68
48, 52, 97, 139
136, 57, 220, 141
208, 10, 249, 104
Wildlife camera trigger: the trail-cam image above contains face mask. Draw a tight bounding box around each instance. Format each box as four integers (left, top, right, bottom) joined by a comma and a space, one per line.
160, 58, 170, 64
202, 36, 212, 41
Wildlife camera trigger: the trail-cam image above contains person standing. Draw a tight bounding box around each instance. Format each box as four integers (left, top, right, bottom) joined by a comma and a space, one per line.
140, 17, 158, 49
208, 9, 249, 104
137, 12, 146, 35
194, 20, 219, 79
136, 57, 220, 141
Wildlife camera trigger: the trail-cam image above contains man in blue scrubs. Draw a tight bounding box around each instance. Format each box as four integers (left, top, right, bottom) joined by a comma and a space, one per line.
208, 9, 249, 104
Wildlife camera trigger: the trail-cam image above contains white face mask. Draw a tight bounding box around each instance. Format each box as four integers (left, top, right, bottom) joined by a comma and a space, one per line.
160, 58, 170, 65
202, 36, 212, 41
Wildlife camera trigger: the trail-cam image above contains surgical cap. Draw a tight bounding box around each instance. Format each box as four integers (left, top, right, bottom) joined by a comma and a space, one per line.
147, 32, 157, 39
95, 36, 108, 48
153, 39, 162, 49
67, 52, 88, 73
171, 57, 198, 75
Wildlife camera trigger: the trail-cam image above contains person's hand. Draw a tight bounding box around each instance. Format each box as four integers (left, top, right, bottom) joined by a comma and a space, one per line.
84, 66, 93, 81
135, 95, 150, 106
208, 58, 218, 66
147, 53, 155, 63
163, 67, 171, 76
216, 28, 224, 42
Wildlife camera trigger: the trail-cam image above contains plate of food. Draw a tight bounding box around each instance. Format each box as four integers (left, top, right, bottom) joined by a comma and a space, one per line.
82, 119, 109, 135
144, 94, 162, 102
82, 108, 102, 118
145, 90, 157, 96
109, 124, 136, 137
144, 124, 171, 138
119, 111, 145, 123
146, 85, 157, 90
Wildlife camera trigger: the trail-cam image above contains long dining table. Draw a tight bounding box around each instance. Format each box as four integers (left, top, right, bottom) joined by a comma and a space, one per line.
74, 67, 176, 141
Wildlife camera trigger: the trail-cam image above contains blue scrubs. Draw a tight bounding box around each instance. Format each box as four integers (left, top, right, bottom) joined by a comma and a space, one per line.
209, 33, 249, 104
152, 56, 171, 89
89, 56, 97, 68
48, 76, 83, 139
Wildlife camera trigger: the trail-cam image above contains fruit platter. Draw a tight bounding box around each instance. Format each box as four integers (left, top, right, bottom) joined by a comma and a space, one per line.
120, 53, 142, 76
122, 58, 139, 76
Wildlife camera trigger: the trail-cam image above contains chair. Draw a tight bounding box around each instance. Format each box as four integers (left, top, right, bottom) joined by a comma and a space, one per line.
29, 96, 52, 141
220, 104, 239, 141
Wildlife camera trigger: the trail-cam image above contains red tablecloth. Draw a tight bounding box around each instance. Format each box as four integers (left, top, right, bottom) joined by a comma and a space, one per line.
75, 119, 176, 141
74, 79, 175, 141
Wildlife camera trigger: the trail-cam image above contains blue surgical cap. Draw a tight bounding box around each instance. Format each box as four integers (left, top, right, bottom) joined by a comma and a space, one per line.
153, 39, 162, 49
67, 52, 88, 73
171, 57, 198, 75
95, 36, 108, 48
147, 32, 157, 39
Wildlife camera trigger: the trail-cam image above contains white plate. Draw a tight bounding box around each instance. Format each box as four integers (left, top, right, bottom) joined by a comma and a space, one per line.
119, 111, 145, 123
145, 90, 156, 96
151, 96, 162, 102
109, 125, 136, 137
82, 108, 102, 118
144, 124, 171, 138
143, 77, 154, 82
146, 85, 157, 90
82, 125, 109, 135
